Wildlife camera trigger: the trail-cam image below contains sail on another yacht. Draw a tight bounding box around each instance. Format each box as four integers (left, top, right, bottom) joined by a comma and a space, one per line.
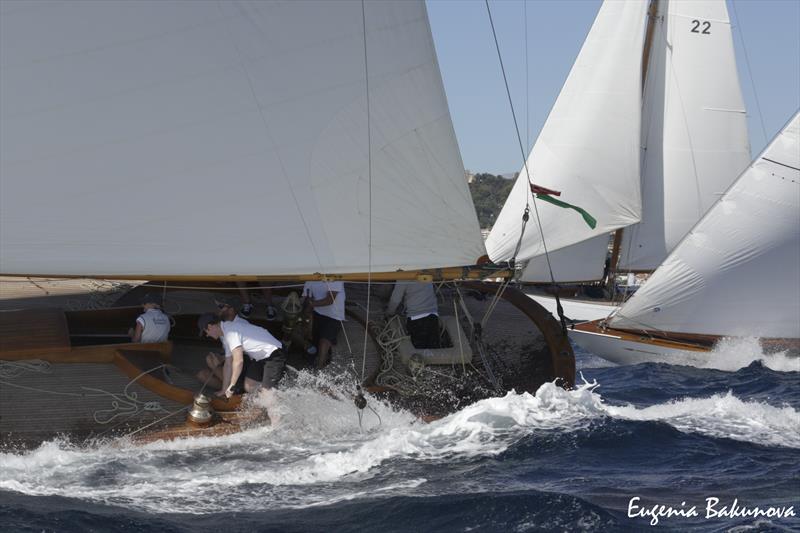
572, 110, 800, 363
610, 111, 800, 339
489, 0, 750, 281
485, 0, 648, 264
617, 0, 751, 271
485, 0, 752, 324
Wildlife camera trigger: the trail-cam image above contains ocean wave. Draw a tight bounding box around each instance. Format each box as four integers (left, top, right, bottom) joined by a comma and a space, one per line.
1, 377, 797, 514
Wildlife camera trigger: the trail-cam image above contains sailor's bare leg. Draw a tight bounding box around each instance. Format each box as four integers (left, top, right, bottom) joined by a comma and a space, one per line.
197, 352, 224, 390
257, 387, 280, 425
316, 338, 332, 369
244, 377, 261, 393
205, 353, 223, 371
196, 368, 223, 390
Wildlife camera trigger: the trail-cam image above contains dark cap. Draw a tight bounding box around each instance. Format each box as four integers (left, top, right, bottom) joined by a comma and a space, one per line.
141, 293, 163, 306
213, 295, 239, 308
197, 312, 220, 337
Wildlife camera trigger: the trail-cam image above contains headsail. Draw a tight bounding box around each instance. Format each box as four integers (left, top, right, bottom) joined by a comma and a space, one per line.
520, 236, 610, 283
485, 0, 647, 264
617, 0, 750, 270
610, 111, 800, 339
0, 0, 485, 278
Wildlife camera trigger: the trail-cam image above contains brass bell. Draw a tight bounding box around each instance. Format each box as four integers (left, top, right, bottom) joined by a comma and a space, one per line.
187, 393, 214, 427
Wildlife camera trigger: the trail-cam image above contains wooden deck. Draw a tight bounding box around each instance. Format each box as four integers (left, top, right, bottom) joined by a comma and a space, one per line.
0, 360, 188, 447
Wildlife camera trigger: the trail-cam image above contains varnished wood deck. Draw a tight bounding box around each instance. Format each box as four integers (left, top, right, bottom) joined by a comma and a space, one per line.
572, 320, 713, 352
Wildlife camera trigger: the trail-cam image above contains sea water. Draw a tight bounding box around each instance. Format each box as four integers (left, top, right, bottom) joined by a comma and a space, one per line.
1, 339, 798, 532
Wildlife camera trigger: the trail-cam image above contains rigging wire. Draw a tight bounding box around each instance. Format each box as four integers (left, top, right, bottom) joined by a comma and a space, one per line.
730, 0, 769, 147
484, 0, 568, 334
359, 0, 373, 389
524, 0, 529, 152
351, 0, 373, 421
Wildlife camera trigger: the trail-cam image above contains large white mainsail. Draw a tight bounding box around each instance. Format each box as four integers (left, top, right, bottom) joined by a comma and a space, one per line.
617, 0, 751, 270
485, 0, 647, 264
0, 0, 485, 278
610, 111, 800, 339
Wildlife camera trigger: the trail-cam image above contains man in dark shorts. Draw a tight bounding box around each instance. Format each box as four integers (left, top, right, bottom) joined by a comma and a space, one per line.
302, 281, 345, 369
198, 313, 286, 397
386, 281, 441, 349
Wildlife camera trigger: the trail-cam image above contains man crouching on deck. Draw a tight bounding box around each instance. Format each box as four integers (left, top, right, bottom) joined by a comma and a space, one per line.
197, 313, 286, 412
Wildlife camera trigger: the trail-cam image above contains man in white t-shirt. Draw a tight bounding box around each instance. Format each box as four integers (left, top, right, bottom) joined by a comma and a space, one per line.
302, 280, 345, 369
197, 312, 286, 397
196, 296, 251, 392
129, 293, 170, 343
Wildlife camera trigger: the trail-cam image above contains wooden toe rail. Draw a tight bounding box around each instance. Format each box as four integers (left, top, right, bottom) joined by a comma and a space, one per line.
114, 349, 241, 412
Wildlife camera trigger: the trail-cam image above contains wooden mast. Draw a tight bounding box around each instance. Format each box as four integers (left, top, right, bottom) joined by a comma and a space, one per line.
607, 0, 660, 292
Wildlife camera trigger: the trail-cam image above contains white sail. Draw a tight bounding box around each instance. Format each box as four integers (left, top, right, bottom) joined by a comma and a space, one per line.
610, 111, 800, 339
485, 0, 647, 263
520, 235, 610, 283
0, 0, 485, 278
617, 0, 750, 270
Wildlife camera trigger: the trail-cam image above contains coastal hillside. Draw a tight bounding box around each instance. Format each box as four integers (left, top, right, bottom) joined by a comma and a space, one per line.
468, 172, 514, 229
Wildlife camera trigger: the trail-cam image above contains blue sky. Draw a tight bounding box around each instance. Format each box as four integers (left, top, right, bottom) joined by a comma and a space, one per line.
427, 0, 800, 175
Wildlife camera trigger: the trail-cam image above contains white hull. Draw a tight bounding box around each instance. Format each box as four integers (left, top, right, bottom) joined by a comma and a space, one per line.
526, 293, 618, 323
568, 326, 709, 366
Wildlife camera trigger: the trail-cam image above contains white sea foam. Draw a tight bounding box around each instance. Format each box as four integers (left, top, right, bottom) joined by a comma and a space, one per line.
699, 337, 799, 373
631, 336, 799, 372
1, 378, 797, 514
604, 391, 800, 448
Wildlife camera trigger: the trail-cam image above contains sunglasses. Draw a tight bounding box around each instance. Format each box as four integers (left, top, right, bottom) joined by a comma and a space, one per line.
216, 303, 231, 310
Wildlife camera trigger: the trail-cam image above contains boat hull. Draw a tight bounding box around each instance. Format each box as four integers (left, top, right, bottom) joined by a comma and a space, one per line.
569, 320, 710, 365
1, 282, 575, 448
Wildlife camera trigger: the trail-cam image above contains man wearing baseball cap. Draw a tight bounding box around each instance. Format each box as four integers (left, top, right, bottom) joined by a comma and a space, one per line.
197, 313, 286, 398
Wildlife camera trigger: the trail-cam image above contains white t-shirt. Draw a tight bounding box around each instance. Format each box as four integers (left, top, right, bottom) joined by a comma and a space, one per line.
303, 281, 346, 321
135, 308, 170, 343
220, 319, 281, 361
222, 314, 249, 357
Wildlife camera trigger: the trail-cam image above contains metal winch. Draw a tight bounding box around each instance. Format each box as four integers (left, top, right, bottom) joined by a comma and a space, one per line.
187, 393, 214, 427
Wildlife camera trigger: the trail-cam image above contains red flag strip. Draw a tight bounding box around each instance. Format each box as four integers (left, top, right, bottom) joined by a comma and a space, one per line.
530, 183, 561, 196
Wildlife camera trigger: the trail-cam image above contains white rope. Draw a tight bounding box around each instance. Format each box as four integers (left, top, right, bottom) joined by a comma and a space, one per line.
0, 359, 52, 379
86, 363, 173, 424
116, 405, 190, 440
0, 360, 170, 425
